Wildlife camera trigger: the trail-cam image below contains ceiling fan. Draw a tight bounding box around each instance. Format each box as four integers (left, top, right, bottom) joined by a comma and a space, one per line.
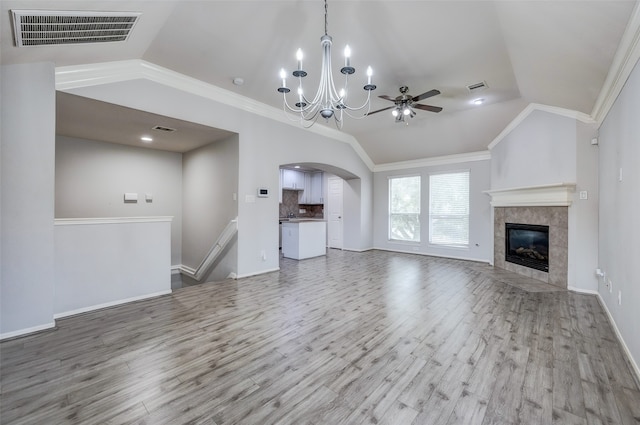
367, 86, 443, 123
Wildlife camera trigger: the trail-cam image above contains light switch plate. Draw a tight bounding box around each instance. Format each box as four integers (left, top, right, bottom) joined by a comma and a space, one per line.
124, 192, 138, 202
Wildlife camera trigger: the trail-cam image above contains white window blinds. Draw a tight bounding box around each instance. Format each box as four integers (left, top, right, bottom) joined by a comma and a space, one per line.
429, 171, 469, 246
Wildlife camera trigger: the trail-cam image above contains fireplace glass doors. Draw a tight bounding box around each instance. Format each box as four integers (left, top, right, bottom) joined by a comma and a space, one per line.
505, 223, 549, 272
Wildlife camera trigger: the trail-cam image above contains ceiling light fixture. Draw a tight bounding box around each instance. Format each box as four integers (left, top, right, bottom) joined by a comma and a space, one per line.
390, 101, 415, 125
140, 136, 153, 142
473, 98, 484, 105
277, 0, 375, 129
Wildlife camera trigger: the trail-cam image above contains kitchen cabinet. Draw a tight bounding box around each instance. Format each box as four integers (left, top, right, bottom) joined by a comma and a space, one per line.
298, 171, 324, 204
310, 172, 324, 204
281, 220, 326, 260
281, 169, 305, 190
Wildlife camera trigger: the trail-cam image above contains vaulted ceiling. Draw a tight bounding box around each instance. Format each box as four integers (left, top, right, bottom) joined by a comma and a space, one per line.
1, 1, 637, 164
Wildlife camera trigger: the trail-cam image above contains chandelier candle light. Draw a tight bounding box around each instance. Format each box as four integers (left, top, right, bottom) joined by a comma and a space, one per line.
278, 0, 376, 128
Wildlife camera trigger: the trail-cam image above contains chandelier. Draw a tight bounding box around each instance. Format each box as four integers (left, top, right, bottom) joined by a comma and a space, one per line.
277, 0, 376, 128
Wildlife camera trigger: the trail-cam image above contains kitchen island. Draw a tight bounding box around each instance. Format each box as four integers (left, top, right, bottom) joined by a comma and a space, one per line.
281, 219, 326, 260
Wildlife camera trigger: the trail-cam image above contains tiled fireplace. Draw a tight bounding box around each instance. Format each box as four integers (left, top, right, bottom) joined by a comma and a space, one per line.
486, 184, 575, 289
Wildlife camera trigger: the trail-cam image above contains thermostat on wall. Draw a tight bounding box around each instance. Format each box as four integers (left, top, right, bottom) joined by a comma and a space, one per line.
257, 188, 269, 197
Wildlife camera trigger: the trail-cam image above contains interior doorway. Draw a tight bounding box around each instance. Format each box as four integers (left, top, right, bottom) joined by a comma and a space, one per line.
327, 177, 343, 249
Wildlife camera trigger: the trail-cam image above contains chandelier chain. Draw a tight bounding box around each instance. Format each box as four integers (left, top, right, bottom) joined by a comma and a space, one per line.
324, 0, 328, 36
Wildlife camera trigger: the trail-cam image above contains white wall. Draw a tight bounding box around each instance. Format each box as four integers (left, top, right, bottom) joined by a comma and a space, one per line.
54, 218, 172, 317
182, 135, 239, 281
598, 60, 640, 372
55, 136, 183, 265
1, 63, 56, 337
573, 122, 600, 292
489, 109, 600, 291
373, 159, 492, 262
65, 79, 374, 278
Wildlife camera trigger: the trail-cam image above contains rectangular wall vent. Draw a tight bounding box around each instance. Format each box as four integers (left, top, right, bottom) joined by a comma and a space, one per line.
152, 126, 177, 133
10, 10, 141, 47
466, 81, 488, 92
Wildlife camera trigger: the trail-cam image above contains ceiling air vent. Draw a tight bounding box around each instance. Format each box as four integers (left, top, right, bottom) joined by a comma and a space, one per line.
152, 126, 177, 133
10, 10, 141, 47
466, 81, 488, 92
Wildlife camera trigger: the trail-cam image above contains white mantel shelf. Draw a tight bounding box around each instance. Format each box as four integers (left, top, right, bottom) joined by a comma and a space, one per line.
484, 183, 577, 207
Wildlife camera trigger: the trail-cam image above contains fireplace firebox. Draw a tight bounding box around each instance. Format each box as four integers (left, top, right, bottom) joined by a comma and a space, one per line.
505, 223, 549, 272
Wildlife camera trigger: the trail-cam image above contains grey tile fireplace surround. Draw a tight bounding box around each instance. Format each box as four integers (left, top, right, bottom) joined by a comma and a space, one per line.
494, 206, 568, 288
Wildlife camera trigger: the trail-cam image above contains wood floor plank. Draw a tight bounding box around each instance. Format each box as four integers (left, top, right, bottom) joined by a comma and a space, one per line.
1, 249, 639, 425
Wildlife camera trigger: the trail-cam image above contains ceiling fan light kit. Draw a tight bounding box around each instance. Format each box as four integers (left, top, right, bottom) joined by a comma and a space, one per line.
368, 86, 443, 124
277, 0, 376, 129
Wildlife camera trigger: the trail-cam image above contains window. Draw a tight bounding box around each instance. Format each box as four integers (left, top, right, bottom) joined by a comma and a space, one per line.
389, 175, 421, 242
429, 171, 469, 247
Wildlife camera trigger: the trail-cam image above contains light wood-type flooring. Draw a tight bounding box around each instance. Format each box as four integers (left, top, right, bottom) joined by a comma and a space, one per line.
2, 249, 640, 424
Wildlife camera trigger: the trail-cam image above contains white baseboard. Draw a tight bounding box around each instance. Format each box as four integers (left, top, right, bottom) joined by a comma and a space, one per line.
235, 267, 280, 279
53, 290, 172, 319
341, 247, 373, 253
372, 246, 490, 264
594, 292, 640, 388
171, 265, 181, 275
0, 321, 56, 341
567, 286, 599, 295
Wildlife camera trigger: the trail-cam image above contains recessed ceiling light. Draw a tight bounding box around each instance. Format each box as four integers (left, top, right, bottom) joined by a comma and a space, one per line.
473, 98, 484, 105
141, 136, 153, 142
294, 165, 301, 169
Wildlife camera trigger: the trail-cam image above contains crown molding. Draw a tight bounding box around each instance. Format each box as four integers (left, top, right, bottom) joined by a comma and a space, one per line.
373, 150, 491, 172
591, 1, 640, 125
488, 103, 595, 150
55, 59, 375, 171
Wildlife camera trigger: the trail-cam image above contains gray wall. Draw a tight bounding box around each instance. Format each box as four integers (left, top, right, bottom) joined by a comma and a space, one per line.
55, 136, 183, 266
1, 63, 56, 336
491, 110, 577, 190
182, 135, 239, 281
598, 60, 640, 371
373, 159, 492, 262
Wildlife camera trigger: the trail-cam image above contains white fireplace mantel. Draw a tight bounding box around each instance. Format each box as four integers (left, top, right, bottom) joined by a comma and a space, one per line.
484, 183, 577, 207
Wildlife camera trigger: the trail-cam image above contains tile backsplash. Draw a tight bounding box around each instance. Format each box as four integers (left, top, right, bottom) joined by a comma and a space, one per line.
280, 190, 324, 218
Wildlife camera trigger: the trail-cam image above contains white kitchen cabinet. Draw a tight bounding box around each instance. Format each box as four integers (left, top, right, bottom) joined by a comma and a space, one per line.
281, 220, 326, 260
298, 171, 324, 205
281, 169, 305, 190
310, 172, 323, 204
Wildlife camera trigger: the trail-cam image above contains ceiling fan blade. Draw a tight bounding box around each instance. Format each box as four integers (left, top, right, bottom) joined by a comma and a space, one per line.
366, 106, 395, 116
412, 89, 441, 102
378, 95, 396, 102
414, 103, 443, 113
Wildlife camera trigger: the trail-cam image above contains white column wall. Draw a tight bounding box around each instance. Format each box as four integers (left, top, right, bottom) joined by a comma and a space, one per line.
1, 63, 56, 338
